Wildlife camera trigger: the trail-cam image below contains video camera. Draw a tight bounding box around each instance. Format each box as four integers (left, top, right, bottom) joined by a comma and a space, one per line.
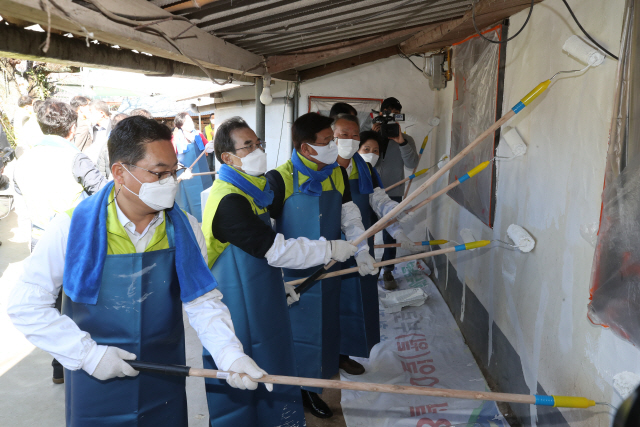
371, 109, 405, 139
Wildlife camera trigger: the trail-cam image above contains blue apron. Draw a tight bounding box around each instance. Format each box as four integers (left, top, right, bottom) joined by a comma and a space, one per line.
62, 220, 187, 427
276, 168, 342, 393
339, 173, 380, 358
203, 211, 305, 427
176, 143, 213, 222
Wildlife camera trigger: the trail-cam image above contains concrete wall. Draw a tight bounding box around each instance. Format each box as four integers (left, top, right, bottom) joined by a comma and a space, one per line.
421, 0, 633, 425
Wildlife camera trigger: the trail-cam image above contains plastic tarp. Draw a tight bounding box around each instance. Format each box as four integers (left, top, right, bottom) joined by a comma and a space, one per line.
588, 0, 640, 345
308, 97, 382, 131
448, 27, 502, 227
341, 260, 508, 427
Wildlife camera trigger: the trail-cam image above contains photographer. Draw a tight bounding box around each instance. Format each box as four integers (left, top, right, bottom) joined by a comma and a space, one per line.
371, 97, 418, 289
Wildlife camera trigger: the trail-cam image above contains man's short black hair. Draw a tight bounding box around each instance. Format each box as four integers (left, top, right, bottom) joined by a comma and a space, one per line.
108, 116, 172, 167
381, 97, 402, 112
130, 108, 153, 119
174, 112, 191, 129
329, 102, 357, 118
292, 113, 334, 151
70, 96, 91, 111
214, 116, 251, 163
359, 130, 384, 149
36, 99, 77, 138
32, 100, 44, 114
18, 95, 33, 108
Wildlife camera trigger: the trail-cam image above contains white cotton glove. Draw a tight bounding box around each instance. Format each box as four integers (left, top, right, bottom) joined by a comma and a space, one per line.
284, 282, 300, 306
394, 231, 424, 253
205, 141, 215, 153
227, 356, 273, 392
90, 346, 140, 381
355, 251, 378, 276
330, 240, 358, 262
178, 168, 193, 181
396, 208, 417, 224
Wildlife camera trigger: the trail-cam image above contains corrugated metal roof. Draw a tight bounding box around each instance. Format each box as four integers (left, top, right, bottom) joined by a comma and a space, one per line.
154, 0, 471, 56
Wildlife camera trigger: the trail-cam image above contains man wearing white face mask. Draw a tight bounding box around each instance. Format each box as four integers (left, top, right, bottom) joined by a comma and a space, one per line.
266, 113, 373, 419
333, 115, 421, 372
200, 117, 357, 426
8, 116, 269, 427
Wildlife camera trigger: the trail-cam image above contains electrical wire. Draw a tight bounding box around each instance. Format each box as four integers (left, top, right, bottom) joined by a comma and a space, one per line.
398, 49, 424, 73
471, 0, 534, 44
275, 82, 291, 166
561, 0, 618, 60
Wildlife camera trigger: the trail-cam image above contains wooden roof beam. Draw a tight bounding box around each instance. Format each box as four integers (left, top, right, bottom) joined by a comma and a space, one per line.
0, 0, 266, 76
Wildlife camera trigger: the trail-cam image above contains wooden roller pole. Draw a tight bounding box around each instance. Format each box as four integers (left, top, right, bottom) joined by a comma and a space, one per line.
188, 367, 535, 406
286, 248, 452, 286
385, 175, 413, 192
190, 171, 218, 176
384, 180, 460, 228
189, 150, 208, 169
296, 110, 515, 286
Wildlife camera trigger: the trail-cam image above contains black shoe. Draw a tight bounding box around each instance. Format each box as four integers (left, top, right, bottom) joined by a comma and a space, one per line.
339, 354, 365, 375
301, 390, 333, 419
383, 270, 398, 290
52, 363, 64, 384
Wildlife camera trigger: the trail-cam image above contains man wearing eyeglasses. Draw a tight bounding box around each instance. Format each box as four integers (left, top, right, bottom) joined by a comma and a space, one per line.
199, 117, 357, 426
266, 113, 377, 419
8, 116, 269, 427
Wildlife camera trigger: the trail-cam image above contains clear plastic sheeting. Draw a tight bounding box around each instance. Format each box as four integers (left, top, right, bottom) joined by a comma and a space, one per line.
341, 260, 509, 427
588, 0, 640, 345
308, 96, 382, 131
448, 26, 502, 227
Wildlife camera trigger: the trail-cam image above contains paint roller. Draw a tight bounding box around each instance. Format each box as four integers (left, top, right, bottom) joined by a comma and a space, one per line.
124, 359, 607, 409
404, 117, 441, 199
178, 170, 219, 181
293, 34, 604, 296
496, 127, 527, 161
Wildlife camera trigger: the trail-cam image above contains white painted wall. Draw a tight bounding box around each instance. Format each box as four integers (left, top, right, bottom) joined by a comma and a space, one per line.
421, 0, 633, 425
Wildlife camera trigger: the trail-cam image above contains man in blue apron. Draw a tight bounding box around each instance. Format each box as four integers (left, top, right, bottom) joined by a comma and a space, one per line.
333, 114, 422, 373
173, 111, 213, 221
266, 113, 378, 419
201, 117, 357, 426
8, 116, 270, 427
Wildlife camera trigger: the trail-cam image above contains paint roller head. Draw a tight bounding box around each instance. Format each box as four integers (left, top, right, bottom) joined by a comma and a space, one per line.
429, 117, 440, 127
501, 128, 527, 158
437, 153, 449, 169
562, 35, 605, 67
507, 224, 535, 252
614, 372, 640, 400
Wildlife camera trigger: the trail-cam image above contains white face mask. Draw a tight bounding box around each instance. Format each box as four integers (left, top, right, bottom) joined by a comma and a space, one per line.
337, 138, 359, 160
360, 152, 379, 166
306, 139, 338, 164
230, 149, 267, 176
121, 164, 178, 211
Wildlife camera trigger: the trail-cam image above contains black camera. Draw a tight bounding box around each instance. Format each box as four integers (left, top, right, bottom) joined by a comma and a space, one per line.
371, 109, 405, 139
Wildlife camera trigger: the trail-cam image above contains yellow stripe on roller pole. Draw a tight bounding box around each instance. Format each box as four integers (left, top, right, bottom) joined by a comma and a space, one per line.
552, 396, 596, 408
464, 240, 491, 250
467, 161, 491, 178
521, 80, 551, 106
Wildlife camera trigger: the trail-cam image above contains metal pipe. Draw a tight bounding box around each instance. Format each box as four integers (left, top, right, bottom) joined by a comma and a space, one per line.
255, 77, 265, 140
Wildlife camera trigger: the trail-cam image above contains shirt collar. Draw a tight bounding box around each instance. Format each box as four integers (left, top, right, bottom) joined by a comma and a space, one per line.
114, 198, 163, 238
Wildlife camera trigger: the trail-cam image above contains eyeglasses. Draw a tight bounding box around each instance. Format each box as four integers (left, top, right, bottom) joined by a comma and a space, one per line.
124, 164, 186, 183
235, 141, 266, 153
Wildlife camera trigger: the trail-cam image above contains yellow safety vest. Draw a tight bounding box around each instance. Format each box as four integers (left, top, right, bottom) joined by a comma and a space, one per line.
273, 152, 346, 203
201, 169, 269, 268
